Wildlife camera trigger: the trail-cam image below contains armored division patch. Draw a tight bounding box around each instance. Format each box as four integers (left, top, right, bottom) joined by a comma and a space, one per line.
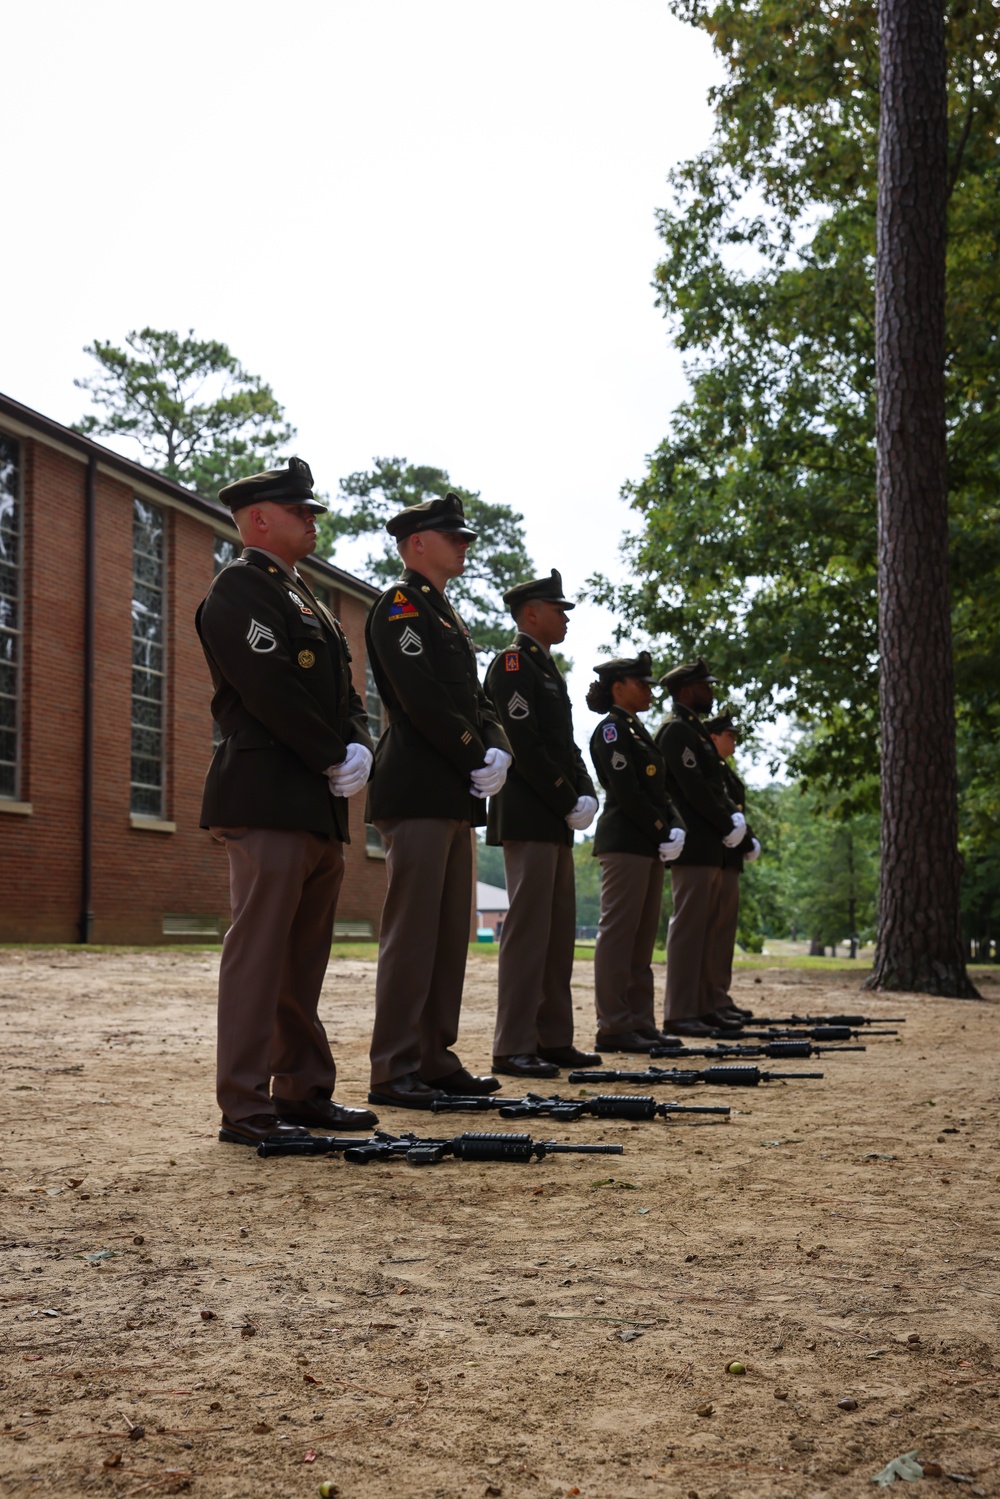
297, 649, 316, 669
399, 626, 423, 655
388, 589, 420, 621
246, 619, 277, 653
507, 691, 530, 720
505, 651, 520, 672
603, 723, 618, 743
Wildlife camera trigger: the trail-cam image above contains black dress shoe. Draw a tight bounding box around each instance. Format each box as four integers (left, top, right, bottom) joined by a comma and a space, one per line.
424, 1067, 501, 1096
492, 1053, 560, 1078
272, 1095, 379, 1131
594, 1030, 655, 1053
721, 995, 754, 1019
219, 1115, 316, 1147
703, 1007, 745, 1032
662, 1018, 719, 1038
367, 1072, 446, 1109
537, 1045, 603, 1068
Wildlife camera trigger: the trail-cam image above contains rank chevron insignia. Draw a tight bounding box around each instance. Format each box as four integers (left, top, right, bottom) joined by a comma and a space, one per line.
246, 619, 277, 653
399, 626, 423, 655
507, 691, 530, 719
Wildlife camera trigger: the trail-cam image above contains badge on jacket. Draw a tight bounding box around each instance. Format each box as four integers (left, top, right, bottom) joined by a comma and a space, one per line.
682, 747, 697, 769
603, 723, 618, 742
399, 626, 423, 655
505, 651, 519, 672
507, 691, 529, 719
611, 751, 627, 771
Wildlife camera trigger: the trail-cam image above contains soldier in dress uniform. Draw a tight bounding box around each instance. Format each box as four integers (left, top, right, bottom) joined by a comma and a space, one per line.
484, 571, 601, 1078
587, 653, 687, 1051
365, 492, 513, 1109
654, 657, 749, 1036
704, 711, 760, 1017
196, 457, 378, 1148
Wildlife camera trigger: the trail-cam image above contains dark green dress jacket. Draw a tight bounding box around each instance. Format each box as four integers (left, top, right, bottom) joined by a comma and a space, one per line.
589, 707, 684, 857
196, 551, 372, 839
484, 634, 595, 847
718, 758, 755, 872
654, 704, 738, 868
364, 569, 511, 826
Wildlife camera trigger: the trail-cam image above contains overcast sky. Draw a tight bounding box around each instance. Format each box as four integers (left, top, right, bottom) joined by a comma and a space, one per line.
2, 3, 778, 773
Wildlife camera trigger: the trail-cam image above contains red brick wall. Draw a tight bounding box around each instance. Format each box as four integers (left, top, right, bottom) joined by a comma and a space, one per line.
0, 432, 387, 944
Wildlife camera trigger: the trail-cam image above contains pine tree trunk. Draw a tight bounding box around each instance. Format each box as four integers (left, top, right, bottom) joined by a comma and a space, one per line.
865, 0, 978, 997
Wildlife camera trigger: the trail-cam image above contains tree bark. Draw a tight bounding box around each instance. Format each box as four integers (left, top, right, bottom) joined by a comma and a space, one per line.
865, 0, 979, 996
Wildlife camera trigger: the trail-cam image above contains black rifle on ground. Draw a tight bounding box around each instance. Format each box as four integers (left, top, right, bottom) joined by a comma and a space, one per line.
429, 1092, 730, 1121
342, 1130, 625, 1165
256, 1129, 626, 1163
568, 1041, 860, 1079
571, 1065, 823, 1088
744, 1013, 906, 1027
651, 1025, 895, 1050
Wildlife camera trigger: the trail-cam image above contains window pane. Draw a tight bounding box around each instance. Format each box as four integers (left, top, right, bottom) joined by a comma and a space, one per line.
131, 497, 165, 816
0, 436, 20, 799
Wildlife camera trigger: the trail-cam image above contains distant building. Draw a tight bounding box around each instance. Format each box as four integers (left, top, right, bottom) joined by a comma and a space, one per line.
476, 880, 509, 939
0, 391, 388, 944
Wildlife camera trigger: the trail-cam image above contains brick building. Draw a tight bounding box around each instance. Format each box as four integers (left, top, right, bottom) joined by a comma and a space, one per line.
0, 391, 389, 944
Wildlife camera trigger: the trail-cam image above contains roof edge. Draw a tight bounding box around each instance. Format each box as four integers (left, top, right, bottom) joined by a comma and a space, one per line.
0, 389, 380, 602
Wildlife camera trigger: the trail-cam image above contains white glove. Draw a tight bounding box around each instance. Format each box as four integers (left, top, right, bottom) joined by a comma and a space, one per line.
745, 837, 761, 863
470, 747, 512, 799
722, 811, 747, 848
326, 743, 373, 798
658, 827, 687, 862
565, 795, 599, 831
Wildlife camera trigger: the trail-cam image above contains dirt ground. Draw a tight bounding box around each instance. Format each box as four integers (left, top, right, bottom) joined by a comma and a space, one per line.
2, 948, 999, 1499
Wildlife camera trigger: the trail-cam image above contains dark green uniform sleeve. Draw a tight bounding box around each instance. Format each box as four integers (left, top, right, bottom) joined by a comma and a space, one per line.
484, 653, 589, 818
198, 565, 362, 774
656, 719, 737, 835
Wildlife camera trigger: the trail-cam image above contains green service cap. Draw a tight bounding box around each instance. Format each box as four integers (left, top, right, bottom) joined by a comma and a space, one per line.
219, 457, 325, 514
385, 491, 478, 541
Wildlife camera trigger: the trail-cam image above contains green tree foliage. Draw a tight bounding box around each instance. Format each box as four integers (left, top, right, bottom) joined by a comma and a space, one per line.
475, 836, 507, 891
573, 836, 604, 930
316, 458, 536, 652
75, 328, 295, 497
590, 0, 1000, 813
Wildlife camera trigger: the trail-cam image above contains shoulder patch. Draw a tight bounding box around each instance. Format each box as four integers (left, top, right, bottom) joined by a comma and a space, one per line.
388, 592, 420, 621
603, 723, 618, 743
505, 651, 520, 672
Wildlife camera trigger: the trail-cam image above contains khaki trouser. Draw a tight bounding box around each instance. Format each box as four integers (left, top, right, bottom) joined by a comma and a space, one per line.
369, 818, 472, 1086
707, 867, 742, 1010
664, 863, 724, 1020
492, 841, 577, 1056
212, 826, 343, 1125
594, 852, 664, 1036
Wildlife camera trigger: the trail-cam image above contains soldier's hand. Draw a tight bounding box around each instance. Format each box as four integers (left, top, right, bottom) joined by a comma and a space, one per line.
470, 747, 512, 798
565, 795, 599, 831
745, 837, 762, 863
658, 827, 687, 862
326, 743, 374, 798
722, 811, 747, 848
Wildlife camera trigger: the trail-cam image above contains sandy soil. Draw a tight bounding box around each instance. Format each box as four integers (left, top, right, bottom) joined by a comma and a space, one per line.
1, 948, 999, 1499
